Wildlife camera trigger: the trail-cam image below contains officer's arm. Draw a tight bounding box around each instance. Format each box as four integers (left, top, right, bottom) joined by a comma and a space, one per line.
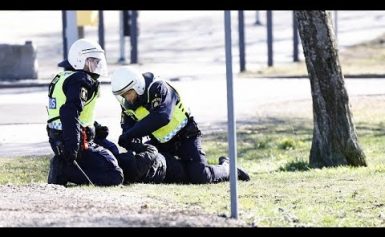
120, 106, 136, 134
134, 144, 159, 177
123, 81, 175, 139
60, 73, 85, 159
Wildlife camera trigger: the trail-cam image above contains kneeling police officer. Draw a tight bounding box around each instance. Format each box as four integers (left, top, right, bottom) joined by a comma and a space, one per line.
46, 39, 123, 186
111, 67, 250, 184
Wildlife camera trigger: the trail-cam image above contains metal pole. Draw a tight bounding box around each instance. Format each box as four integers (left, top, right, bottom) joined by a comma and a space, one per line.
238, 10, 246, 72
293, 12, 299, 62
130, 10, 138, 64
98, 10, 105, 50
255, 11, 261, 25
267, 10, 273, 67
224, 10, 239, 220
78, 26, 84, 38
65, 11, 79, 59
61, 10, 67, 60
118, 11, 126, 64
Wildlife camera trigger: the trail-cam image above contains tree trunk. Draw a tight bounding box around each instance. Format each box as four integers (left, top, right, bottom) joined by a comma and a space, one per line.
294, 11, 366, 168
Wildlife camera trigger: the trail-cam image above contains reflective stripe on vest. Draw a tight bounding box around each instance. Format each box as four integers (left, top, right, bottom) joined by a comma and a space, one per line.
47, 71, 99, 130
123, 83, 189, 143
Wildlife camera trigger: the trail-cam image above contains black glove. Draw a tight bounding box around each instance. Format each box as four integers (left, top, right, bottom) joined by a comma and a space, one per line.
118, 133, 131, 148
118, 134, 143, 150
126, 139, 146, 152
94, 121, 109, 140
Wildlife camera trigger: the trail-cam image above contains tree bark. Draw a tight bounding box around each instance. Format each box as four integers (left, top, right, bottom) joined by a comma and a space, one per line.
294, 11, 366, 168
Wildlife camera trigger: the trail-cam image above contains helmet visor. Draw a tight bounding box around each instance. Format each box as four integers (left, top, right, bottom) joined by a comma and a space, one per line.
85, 52, 108, 77
114, 94, 132, 110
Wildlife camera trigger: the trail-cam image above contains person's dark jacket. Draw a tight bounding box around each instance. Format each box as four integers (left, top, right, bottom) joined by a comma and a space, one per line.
117, 143, 167, 184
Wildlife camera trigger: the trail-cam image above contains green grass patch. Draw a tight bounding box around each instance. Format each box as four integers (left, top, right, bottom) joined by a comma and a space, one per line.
0, 156, 50, 184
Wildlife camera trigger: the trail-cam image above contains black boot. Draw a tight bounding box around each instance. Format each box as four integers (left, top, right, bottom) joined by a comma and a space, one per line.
48, 155, 68, 185
218, 156, 250, 181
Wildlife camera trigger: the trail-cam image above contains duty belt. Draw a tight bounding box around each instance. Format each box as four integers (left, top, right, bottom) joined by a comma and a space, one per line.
47, 126, 62, 140
47, 121, 63, 130
47, 126, 94, 142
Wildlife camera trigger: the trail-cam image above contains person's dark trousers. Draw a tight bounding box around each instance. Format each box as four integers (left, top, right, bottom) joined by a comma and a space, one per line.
67, 143, 123, 186
162, 153, 188, 184
48, 139, 69, 185
47, 155, 67, 185
49, 139, 123, 186
155, 135, 229, 184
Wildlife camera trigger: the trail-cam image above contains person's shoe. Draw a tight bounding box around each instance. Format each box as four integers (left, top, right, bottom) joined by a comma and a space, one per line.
218, 156, 250, 181
237, 166, 250, 181
47, 155, 67, 185
218, 156, 229, 165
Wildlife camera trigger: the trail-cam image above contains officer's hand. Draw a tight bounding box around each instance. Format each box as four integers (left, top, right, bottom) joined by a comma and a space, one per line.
126, 138, 146, 152
118, 133, 131, 148
94, 122, 109, 140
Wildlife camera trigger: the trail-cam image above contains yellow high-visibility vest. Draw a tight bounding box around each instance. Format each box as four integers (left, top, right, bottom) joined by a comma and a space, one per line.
47, 71, 99, 130
123, 82, 189, 143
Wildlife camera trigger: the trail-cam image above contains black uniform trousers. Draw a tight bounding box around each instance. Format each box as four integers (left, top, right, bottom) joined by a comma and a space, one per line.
154, 134, 229, 184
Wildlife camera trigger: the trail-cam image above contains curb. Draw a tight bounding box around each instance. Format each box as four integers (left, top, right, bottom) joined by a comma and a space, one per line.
0, 80, 111, 89
0, 76, 184, 89
2, 75, 385, 89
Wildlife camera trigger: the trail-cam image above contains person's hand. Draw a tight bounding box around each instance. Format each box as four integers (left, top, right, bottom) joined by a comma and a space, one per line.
126, 138, 146, 152
94, 122, 109, 139
118, 134, 144, 151
118, 133, 131, 148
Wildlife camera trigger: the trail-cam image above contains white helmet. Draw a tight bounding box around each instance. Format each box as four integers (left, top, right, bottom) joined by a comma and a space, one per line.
68, 38, 108, 76
111, 67, 145, 96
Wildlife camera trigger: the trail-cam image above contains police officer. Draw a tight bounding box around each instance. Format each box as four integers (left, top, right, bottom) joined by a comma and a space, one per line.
46, 39, 123, 186
110, 67, 250, 184
118, 142, 188, 184
57, 59, 119, 157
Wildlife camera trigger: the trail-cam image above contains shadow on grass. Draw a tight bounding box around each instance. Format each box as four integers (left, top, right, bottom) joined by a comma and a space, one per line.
356, 122, 385, 137
204, 117, 314, 163
204, 118, 385, 147
204, 117, 313, 140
